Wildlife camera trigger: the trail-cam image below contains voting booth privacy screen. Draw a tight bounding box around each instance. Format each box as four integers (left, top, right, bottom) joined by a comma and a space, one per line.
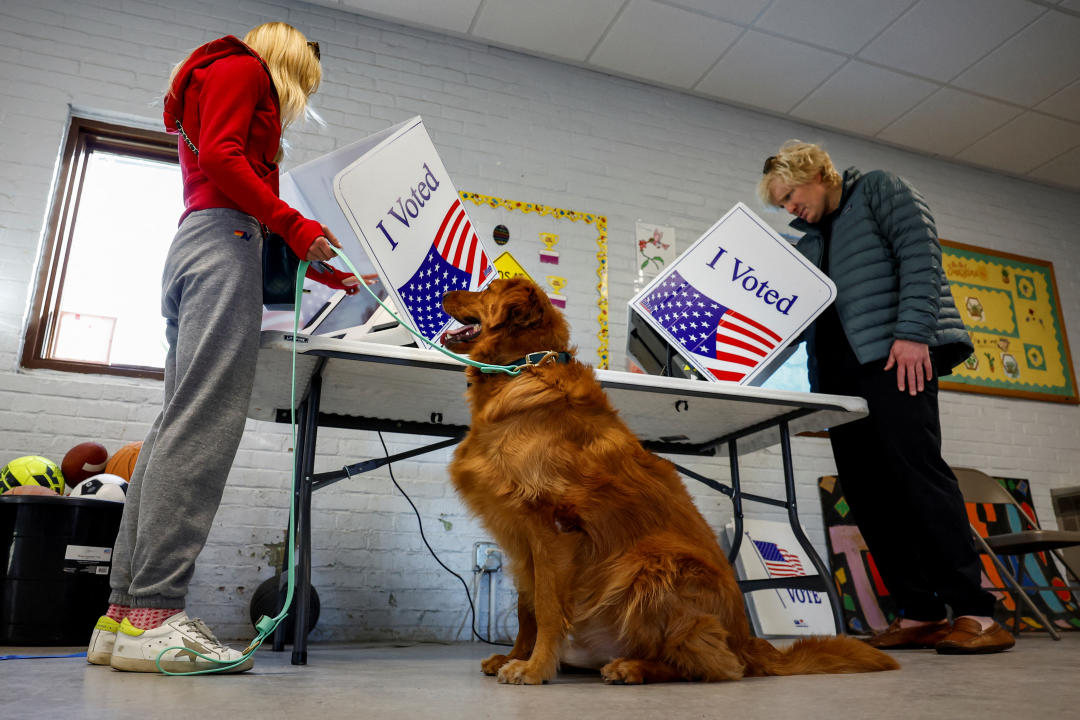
264, 117, 496, 346
628, 203, 835, 386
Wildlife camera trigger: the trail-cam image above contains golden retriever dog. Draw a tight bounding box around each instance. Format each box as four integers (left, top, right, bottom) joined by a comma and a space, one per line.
441, 277, 898, 685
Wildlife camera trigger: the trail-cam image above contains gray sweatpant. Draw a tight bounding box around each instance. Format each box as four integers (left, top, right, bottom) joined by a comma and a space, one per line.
110, 208, 264, 608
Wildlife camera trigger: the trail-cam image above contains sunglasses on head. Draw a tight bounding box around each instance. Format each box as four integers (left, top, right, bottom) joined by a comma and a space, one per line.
762, 155, 777, 174
307, 40, 320, 61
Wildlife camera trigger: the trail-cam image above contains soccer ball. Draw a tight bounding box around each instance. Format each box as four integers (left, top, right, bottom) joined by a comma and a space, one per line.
0, 455, 65, 495
70, 473, 129, 502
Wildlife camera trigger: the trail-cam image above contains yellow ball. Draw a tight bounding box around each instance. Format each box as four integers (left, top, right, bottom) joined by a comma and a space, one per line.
0, 455, 64, 495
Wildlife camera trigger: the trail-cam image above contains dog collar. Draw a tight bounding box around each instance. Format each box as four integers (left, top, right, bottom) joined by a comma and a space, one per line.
507, 351, 573, 369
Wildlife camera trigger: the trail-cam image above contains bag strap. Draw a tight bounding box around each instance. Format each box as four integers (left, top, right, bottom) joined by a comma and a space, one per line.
175, 121, 198, 157
176, 120, 276, 240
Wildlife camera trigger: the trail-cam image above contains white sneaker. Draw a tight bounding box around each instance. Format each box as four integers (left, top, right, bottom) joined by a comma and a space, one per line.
87, 615, 119, 665
110, 612, 254, 673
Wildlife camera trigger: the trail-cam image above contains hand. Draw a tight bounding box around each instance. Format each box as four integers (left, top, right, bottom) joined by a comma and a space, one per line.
305, 224, 360, 291
304, 224, 342, 262
884, 339, 933, 395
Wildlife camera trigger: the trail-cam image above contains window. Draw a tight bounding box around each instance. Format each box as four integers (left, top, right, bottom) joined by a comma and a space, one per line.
22, 117, 182, 379
758, 344, 811, 393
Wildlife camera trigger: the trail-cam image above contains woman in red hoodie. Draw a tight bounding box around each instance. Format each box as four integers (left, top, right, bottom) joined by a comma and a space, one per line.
87, 22, 356, 673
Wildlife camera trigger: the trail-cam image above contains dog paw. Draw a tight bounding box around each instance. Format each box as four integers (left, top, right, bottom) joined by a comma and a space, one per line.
496, 659, 549, 685
481, 653, 511, 676
601, 658, 645, 685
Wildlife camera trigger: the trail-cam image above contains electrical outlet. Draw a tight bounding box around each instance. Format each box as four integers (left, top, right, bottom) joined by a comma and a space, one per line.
474, 541, 502, 572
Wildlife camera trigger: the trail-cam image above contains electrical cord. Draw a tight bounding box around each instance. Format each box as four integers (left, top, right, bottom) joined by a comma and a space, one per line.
377, 431, 511, 648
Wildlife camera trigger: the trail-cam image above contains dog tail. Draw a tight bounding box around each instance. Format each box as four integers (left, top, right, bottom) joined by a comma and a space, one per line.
741, 635, 899, 676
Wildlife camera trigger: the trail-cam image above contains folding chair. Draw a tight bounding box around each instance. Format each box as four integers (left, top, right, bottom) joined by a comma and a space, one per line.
953, 467, 1080, 640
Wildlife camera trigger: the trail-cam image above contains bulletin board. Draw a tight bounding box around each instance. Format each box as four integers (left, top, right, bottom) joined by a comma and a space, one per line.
459, 191, 609, 369
941, 240, 1078, 404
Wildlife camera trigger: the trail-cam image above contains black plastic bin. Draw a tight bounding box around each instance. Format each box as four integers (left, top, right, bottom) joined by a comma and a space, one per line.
0, 494, 123, 645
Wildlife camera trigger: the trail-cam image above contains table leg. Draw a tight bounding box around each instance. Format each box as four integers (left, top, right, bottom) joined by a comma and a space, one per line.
272, 400, 310, 653
778, 421, 844, 634
292, 371, 322, 665
726, 439, 743, 565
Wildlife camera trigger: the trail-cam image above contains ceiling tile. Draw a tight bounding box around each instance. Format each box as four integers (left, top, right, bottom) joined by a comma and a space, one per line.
859, 0, 1044, 82
753, 0, 910, 55
588, 0, 743, 88
666, 0, 771, 25
955, 112, 1080, 174
953, 11, 1080, 106
470, 0, 624, 62
790, 61, 938, 136
878, 88, 1023, 156
1027, 145, 1080, 191
696, 31, 846, 113
339, 0, 482, 34
1036, 79, 1080, 123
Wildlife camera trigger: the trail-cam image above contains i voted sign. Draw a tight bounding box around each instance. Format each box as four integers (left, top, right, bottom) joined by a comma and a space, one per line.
629, 203, 835, 385
333, 117, 495, 348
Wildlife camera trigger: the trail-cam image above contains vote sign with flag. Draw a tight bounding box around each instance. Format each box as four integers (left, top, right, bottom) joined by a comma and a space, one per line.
725, 519, 835, 636
629, 203, 835, 386
333, 117, 495, 348
752, 539, 806, 577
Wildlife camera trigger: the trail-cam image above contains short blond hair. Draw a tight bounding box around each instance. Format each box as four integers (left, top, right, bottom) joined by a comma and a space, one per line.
243, 22, 321, 128
757, 140, 842, 207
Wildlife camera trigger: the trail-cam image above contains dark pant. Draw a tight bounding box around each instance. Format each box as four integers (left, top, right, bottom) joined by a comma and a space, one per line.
819, 359, 995, 620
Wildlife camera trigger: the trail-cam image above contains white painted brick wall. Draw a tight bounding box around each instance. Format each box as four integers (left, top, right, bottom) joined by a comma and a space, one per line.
2, 0, 1079, 642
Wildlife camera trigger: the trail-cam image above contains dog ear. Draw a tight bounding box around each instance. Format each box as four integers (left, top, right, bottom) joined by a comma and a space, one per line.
491, 281, 546, 330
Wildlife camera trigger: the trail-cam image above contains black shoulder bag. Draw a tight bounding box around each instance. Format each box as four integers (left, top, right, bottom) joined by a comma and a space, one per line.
175, 121, 301, 309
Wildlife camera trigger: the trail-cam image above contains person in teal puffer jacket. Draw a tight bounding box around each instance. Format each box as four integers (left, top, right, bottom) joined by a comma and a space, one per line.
758, 140, 1013, 655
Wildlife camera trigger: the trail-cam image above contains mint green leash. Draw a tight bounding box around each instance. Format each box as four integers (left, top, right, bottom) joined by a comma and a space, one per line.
154, 245, 521, 674
325, 245, 526, 375
154, 261, 311, 675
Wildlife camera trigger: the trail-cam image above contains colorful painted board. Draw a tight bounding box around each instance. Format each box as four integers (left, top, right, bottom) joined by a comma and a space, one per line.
940, 240, 1078, 404
818, 474, 1080, 635
459, 192, 609, 369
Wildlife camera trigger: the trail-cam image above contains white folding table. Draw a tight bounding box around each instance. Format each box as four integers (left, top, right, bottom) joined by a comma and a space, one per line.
249, 330, 868, 664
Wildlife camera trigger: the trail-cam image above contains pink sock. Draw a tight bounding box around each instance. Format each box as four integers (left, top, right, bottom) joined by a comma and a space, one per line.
106, 604, 130, 622
127, 607, 182, 630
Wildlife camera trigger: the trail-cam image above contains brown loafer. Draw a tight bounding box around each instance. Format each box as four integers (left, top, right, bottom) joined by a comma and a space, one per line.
862, 618, 952, 649
935, 617, 1015, 654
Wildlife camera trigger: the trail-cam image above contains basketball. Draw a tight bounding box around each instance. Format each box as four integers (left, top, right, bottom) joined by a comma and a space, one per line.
105, 441, 143, 481
2, 485, 60, 497
0, 455, 65, 495
70, 473, 128, 502
61, 442, 110, 489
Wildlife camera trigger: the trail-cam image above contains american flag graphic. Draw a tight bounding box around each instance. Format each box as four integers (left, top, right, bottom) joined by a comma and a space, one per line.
639, 270, 781, 382
434, 198, 493, 289
395, 199, 493, 341
752, 540, 805, 577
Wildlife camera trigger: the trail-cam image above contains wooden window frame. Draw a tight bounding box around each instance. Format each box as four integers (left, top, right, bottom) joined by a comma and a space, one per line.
22, 117, 178, 380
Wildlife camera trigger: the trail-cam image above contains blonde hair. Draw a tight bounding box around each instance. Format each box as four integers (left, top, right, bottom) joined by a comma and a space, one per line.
243, 22, 321, 128
757, 140, 842, 207
169, 22, 321, 130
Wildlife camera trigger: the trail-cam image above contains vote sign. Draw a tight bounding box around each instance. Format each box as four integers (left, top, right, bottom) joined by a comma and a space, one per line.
629, 203, 835, 385
725, 518, 836, 636
333, 117, 495, 348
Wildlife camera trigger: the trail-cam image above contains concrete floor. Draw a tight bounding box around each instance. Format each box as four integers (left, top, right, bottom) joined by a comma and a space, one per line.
2, 635, 1077, 719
